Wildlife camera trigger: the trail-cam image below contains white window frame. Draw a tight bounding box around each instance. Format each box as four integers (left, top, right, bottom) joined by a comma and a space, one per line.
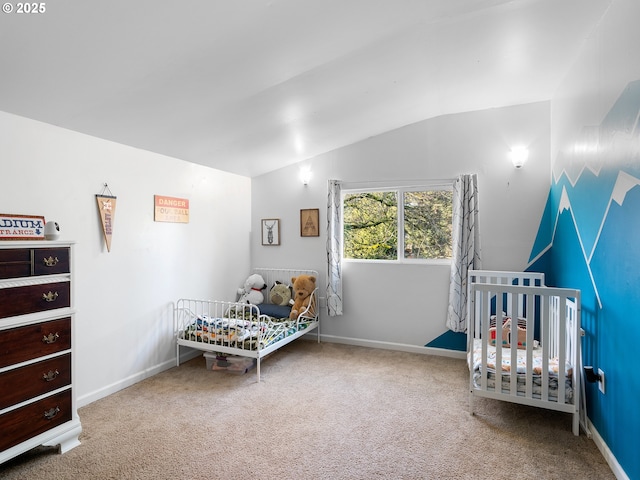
341, 180, 453, 265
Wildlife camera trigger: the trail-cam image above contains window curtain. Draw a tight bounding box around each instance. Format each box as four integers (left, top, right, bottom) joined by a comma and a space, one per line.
326, 179, 343, 316
446, 173, 481, 333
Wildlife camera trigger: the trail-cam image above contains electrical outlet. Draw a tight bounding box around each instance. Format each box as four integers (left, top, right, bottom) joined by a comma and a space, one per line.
598, 368, 605, 394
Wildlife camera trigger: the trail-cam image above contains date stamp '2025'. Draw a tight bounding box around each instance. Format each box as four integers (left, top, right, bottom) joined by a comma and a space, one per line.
3, 2, 46, 14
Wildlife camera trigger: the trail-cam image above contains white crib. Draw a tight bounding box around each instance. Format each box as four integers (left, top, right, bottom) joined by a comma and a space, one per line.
467, 270, 583, 435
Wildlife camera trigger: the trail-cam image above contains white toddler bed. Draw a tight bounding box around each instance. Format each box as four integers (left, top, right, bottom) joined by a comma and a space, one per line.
467, 270, 583, 435
175, 268, 319, 381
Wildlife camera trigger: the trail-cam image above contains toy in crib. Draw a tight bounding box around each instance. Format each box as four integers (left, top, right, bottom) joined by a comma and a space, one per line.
490, 316, 527, 348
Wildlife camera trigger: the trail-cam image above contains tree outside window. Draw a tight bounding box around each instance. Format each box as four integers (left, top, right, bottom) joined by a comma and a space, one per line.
343, 187, 452, 261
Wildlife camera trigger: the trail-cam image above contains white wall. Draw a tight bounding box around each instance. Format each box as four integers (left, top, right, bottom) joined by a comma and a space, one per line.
551, 0, 640, 162
0, 111, 252, 406
251, 102, 551, 350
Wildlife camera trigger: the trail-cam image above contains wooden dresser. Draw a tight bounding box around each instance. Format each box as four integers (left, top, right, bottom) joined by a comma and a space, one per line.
0, 241, 81, 464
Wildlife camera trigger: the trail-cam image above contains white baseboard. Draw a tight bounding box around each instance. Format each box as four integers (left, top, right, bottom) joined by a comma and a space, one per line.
587, 418, 630, 480
317, 333, 467, 359
77, 349, 201, 408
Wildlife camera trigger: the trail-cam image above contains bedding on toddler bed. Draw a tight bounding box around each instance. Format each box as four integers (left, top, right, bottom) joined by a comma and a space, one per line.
469, 339, 574, 403
179, 311, 313, 351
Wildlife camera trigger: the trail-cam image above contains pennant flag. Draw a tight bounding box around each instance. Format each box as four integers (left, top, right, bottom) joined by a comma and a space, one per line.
96, 195, 116, 252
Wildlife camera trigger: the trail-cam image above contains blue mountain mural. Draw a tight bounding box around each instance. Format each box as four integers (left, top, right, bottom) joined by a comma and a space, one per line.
528, 79, 640, 479
589, 183, 640, 471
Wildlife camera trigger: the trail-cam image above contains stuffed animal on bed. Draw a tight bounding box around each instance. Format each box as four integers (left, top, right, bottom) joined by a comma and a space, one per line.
269, 281, 292, 306
237, 273, 267, 305
289, 274, 316, 320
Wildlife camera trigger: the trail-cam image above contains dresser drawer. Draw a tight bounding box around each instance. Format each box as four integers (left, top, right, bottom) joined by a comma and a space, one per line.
0, 249, 31, 279
0, 353, 72, 410
0, 247, 70, 280
0, 281, 70, 319
0, 389, 72, 451
33, 248, 70, 276
0, 318, 71, 369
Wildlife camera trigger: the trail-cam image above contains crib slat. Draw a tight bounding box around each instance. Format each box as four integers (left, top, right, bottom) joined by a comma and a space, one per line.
509, 291, 518, 397
492, 292, 504, 392
480, 288, 491, 392
524, 291, 534, 399
557, 295, 567, 405
541, 292, 550, 403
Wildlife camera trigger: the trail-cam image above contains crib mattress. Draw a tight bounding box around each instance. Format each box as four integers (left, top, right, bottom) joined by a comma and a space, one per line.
469, 339, 573, 375
469, 339, 574, 403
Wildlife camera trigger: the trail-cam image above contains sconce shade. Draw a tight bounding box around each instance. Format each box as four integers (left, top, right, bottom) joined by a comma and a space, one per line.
300, 167, 312, 185
510, 146, 529, 168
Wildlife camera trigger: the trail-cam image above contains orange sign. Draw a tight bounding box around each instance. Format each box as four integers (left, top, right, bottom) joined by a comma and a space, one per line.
154, 195, 189, 223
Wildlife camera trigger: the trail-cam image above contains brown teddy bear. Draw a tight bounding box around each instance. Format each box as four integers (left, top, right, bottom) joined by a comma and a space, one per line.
289, 274, 316, 320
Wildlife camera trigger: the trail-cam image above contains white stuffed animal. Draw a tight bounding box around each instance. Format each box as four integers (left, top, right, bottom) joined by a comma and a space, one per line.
237, 273, 267, 305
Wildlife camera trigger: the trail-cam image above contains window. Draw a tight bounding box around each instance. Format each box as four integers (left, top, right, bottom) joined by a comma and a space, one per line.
343, 185, 453, 262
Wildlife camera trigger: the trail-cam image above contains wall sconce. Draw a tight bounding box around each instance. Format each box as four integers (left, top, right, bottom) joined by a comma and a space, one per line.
509, 146, 529, 169
299, 166, 312, 186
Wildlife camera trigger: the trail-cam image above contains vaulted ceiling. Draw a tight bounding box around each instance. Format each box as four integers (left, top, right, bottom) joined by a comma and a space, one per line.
0, 0, 611, 177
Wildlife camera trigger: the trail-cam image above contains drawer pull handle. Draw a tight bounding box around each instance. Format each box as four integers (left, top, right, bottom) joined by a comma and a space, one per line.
43, 256, 59, 267
44, 406, 60, 420
42, 332, 60, 344
42, 291, 59, 302
43, 369, 60, 382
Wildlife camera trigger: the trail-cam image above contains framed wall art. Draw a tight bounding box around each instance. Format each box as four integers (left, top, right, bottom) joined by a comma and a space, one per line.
261, 218, 280, 246
300, 208, 320, 237
0, 213, 46, 240
154, 195, 189, 223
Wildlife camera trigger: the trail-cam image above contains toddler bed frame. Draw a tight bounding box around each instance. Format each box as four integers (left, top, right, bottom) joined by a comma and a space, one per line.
175, 268, 319, 382
467, 270, 583, 435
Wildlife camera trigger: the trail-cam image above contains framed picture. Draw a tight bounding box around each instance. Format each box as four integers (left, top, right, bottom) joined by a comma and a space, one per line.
300, 208, 320, 237
0, 213, 46, 240
261, 218, 280, 246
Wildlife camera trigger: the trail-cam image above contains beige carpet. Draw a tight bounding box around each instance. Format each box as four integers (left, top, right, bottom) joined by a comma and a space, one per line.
1, 341, 613, 480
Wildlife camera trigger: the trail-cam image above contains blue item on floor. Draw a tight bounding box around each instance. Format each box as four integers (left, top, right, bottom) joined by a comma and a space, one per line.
425, 330, 467, 351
